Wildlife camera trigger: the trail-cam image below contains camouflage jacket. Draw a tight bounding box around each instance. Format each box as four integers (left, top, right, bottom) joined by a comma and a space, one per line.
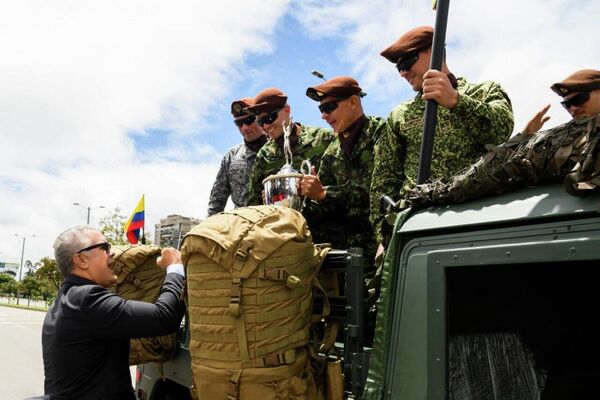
207, 143, 258, 216
246, 123, 333, 206
370, 77, 513, 241
305, 116, 389, 260
406, 115, 600, 207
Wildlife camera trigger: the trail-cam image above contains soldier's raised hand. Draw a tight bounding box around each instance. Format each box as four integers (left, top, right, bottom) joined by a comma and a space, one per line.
421, 69, 459, 109
300, 166, 326, 201
522, 104, 551, 135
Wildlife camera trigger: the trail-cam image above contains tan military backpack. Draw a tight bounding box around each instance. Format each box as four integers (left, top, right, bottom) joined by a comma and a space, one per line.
111, 244, 178, 365
181, 205, 329, 400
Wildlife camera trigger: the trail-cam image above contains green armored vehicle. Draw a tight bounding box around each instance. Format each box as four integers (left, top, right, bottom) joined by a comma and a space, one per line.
133, 183, 600, 399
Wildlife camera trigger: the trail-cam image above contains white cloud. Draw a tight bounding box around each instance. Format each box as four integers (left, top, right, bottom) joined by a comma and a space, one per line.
0, 0, 290, 264
2, 0, 599, 267
1, 159, 218, 265
294, 0, 600, 131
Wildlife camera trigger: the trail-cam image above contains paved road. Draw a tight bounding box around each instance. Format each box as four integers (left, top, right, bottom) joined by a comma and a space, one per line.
0, 305, 46, 399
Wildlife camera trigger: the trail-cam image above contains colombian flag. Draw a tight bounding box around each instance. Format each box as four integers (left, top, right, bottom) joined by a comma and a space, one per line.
124, 195, 145, 244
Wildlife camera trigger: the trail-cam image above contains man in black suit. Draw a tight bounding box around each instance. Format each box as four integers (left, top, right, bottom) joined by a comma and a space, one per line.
42, 225, 186, 400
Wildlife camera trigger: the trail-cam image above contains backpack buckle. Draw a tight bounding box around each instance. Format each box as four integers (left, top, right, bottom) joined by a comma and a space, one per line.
128, 274, 143, 289
228, 278, 241, 317
227, 370, 241, 400
233, 241, 253, 271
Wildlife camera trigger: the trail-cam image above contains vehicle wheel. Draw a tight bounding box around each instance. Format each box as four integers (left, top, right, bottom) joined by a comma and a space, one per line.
151, 379, 192, 400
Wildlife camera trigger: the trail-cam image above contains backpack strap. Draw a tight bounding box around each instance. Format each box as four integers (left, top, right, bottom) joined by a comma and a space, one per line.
311, 277, 331, 324
228, 278, 242, 317
229, 276, 251, 367
235, 309, 250, 367
113, 246, 137, 285
127, 274, 143, 289
232, 240, 253, 272
227, 370, 241, 400
258, 268, 302, 289
251, 348, 297, 368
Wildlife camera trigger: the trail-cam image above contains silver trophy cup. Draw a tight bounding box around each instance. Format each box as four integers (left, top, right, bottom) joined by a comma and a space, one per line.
262, 160, 311, 210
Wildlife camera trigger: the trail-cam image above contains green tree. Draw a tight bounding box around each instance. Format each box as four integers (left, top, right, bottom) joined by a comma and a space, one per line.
101, 206, 153, 245
0, 273, 17, 301
29, 258, 62, 306
99, 207, 129, 245
35, 257, 62, 293
19, 275, 42, 306
0, 273, 14, 286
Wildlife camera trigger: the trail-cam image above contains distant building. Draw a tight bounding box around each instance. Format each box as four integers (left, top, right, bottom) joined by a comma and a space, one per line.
154, 214, 202, 248
0, 262, 19, 278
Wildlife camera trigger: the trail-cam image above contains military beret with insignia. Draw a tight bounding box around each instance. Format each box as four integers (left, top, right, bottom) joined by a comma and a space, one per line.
380, 25, 433, 63
245, 87, 288, 115
306, 76, 364, 102
230, 97, 255, 118
551, 69, 600, 97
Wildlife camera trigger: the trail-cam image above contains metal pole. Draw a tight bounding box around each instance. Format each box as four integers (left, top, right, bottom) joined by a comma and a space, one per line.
417, 0, 451, 184
73, 202, 105, 225
16, 237, 25, 305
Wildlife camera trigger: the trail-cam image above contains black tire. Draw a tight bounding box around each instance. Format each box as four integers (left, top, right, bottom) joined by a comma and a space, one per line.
151, 379, 192, 400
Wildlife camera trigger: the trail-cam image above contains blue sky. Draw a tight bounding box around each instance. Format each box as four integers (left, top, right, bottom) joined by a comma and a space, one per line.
132, 11, 412, 157
1, 0, 599, 264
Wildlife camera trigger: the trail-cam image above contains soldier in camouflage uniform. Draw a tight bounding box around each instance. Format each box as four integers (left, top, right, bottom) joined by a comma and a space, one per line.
406, 69, 600, 207
523, 69, 600, 134
245, 87, 333, 206
369, 71, 600, 386
207, 98, 267, 216
301, 76, 393, 261
370, 26, 514, 240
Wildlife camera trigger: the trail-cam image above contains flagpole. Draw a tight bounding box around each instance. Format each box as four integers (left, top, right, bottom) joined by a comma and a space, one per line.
142, 194, 146, 244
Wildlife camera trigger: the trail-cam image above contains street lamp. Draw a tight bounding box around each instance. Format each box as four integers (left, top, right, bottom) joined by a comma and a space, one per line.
14, 233, 36, 305
73, 202, 106, 225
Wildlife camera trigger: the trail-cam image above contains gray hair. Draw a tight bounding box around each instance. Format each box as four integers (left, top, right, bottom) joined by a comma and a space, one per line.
53, 225, 98, 277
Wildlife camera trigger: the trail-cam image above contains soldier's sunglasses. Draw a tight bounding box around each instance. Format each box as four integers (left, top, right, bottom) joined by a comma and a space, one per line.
233, 115, 256, 127
396, 51, 420, 73
257, 109, 282, 127
318, 97, 350, 114
77, 242, 111, 254
561, 91, 591, 110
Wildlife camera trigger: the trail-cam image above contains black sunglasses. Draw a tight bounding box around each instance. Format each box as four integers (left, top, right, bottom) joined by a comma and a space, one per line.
318, 97, 350, 114
396, 51, 420, 73
233, 115, 256, 127
257, 109, 282, 127
561, 91, 591, 110
77, 242, 111, 254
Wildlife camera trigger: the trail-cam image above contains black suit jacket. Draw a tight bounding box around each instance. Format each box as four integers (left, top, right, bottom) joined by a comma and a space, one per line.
42, 272, 185, 400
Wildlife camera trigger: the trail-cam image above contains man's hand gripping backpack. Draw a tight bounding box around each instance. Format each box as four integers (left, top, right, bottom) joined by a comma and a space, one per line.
111, 245, 178, 365
181, 205, 329, 400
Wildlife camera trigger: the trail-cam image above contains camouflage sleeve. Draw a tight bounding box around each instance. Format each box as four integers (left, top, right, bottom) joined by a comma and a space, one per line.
207, 151, 232, 216
300, 153, 346, 231
454, 81, 514, 145
246, 153, 266, 206
369, 126, 407, 243
318, 151, 347, 209
317, 128, 335, 150
303, 127, 334, 169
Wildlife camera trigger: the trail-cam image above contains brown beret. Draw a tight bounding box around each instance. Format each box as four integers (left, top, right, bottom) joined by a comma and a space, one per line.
306, 76, 364, 102
551, 69, 600, 97
230, 97, 254, 118
245, 87, 288, 115
380, 26, 433, 63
